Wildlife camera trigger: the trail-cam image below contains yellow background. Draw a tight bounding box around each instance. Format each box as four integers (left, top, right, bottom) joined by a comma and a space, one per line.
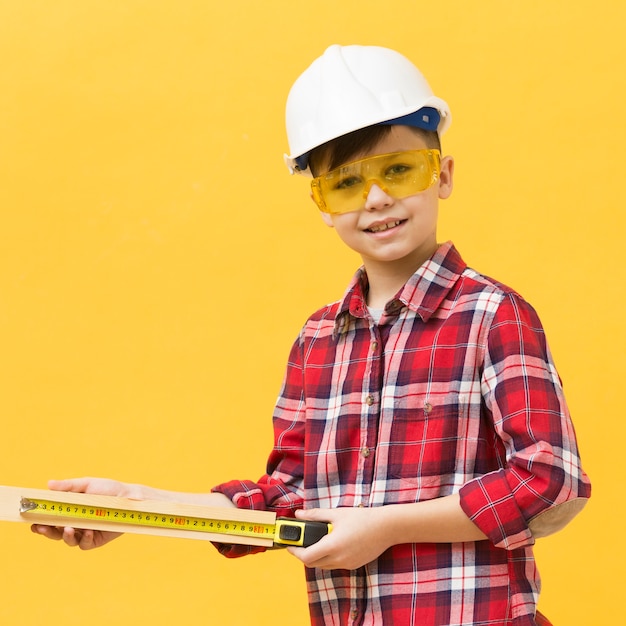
0, 1, 622, 624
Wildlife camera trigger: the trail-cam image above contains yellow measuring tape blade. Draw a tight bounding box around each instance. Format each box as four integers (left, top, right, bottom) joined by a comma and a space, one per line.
21, 496, 277, 541
0, 486, 331, 548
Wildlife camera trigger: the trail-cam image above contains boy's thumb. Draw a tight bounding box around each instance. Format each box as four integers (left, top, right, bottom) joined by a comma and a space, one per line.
295, 508, 322, 521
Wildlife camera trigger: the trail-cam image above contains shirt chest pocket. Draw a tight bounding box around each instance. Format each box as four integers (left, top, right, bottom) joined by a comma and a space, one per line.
384, 392, 475, 489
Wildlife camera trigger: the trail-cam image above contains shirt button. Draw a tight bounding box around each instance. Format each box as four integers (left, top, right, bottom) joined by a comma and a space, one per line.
360, 447, 370, 458
424, 402, 433, 414
365, 394, 375, 406
350, 609, 359, 621
371, 341, 378, 351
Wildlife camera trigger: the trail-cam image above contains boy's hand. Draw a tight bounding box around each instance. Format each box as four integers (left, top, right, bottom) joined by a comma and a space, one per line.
287, 506, 391, 570
30, 477, 140, 550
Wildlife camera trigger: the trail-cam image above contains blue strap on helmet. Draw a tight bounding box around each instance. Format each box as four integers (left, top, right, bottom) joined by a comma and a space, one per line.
378, 107, 441, 132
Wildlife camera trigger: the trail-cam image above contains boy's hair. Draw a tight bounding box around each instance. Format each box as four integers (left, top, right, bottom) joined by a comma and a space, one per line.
308, 125, 441, 177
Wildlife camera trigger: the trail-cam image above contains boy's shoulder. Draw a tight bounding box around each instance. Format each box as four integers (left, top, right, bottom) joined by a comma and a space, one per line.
438, 264, 540, 328
416, 243, 530, 320
458, 265, 525, 301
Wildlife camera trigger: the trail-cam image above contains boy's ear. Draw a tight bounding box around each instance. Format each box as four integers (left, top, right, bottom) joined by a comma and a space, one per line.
310, 192, 334, 227
438, 155, 454, 200
320, 211, 335, 228
320, 211, 334, 228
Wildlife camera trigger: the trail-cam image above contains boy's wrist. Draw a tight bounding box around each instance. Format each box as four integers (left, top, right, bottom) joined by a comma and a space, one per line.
374, 503, 409, 547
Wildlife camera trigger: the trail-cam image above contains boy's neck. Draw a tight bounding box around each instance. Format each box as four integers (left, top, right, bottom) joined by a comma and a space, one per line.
363, 245, 439, 309
365, 267, 412, 309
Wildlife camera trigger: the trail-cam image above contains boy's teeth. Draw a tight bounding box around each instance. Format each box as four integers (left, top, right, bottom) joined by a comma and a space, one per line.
369, 220, 401, 233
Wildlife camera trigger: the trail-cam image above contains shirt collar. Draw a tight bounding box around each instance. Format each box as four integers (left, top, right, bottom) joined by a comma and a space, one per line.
334, 242, 467, 336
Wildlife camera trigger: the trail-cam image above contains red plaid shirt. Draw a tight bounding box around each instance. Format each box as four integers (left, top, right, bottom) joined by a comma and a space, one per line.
214, 242, 591, 625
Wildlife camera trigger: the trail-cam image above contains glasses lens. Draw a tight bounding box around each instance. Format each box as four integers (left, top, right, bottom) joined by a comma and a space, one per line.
311, 150, 440, 214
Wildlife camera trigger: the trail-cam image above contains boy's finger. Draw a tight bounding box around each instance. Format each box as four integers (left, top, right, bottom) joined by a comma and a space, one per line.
295, 507, 324, 521
48, 477, 88, 492
31, 524, 63, 541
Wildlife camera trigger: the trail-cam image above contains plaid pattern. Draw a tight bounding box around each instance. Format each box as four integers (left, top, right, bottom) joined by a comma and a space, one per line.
214, 242, 590, 625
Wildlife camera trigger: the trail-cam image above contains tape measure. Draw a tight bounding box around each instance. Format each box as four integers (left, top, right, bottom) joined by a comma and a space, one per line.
18, 496, 330, 547
0, 486, 331, 548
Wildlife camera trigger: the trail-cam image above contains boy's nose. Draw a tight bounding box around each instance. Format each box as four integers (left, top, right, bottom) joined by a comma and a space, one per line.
363, 180, 394, 210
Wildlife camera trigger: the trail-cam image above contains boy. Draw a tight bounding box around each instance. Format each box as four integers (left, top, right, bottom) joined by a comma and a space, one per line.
33, 45, 591, 625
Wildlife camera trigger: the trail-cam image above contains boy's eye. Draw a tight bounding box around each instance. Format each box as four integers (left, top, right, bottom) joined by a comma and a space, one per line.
334, 175, 362, 190
385, 163, 412, 178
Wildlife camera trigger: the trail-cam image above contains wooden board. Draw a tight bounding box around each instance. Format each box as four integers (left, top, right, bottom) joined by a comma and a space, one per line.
0, 485, 275, 547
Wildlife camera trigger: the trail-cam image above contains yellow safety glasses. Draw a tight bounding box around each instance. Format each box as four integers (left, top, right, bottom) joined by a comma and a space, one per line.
311, 149, 441, 215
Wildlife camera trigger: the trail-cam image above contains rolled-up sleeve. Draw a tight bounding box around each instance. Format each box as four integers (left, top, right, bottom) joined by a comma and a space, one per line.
459, 293, 591, 550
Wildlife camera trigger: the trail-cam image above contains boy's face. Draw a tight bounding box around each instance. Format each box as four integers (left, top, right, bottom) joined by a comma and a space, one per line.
316, 125, 454, 274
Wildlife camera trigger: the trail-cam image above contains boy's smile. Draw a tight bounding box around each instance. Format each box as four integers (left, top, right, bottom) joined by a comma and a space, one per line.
364, 218, 406, 234
319, 126, 454, 292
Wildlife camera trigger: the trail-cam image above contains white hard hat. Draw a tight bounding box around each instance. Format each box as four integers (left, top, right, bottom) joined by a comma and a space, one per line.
284, 44, 451, 176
